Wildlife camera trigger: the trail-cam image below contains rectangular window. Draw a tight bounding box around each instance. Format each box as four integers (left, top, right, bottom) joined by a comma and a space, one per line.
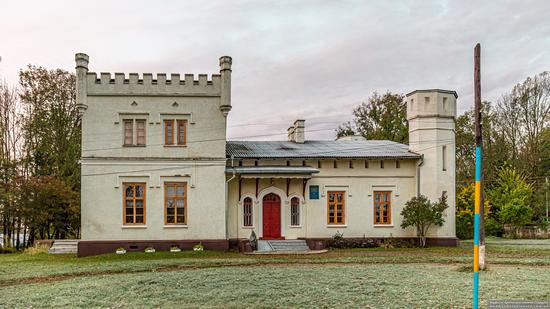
365, 160, 369, 168
291, 197, 300, 226
136, 119, 146, 145
164, 120, 174, 145
442, 145, 447, 171
165, 182, 187, 225
327, 191, 345, 225
349, 160, 354, 168
333, 161, 338, 168
123, 183, 146, 225
243, 197, 253, 227
374, 191, 391, 224
380, 160, 384, 169
177, 120, 187, 145
396, 160, 400, 168
123, 120, 133, 145
123, 119, 146, 146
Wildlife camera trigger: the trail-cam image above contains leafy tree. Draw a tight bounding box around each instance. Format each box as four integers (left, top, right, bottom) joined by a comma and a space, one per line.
336, 91, 408, 143
400, 194, 448, 247
19, 176, 80, 242
499, 199, 533, 238
455, 102, 510, 186
18, 65, 80, 187
488, 166, 533, 237
455, 184, 494, 239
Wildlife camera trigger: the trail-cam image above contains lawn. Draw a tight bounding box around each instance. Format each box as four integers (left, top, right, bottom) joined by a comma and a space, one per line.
1, 238, 549, 308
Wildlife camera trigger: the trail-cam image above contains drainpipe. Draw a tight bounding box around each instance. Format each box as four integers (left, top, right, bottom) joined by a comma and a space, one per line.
416, 154, 424, 197
226, 156, 236, 242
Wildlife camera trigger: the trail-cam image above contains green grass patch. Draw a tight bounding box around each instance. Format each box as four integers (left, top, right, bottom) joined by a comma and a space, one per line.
1, 240, 549, 307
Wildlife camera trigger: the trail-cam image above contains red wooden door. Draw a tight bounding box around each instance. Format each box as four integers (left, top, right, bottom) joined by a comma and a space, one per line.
262, 193, 281, 239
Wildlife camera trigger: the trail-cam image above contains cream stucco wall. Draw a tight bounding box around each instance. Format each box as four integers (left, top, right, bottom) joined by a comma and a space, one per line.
407, 90, 457, 238
78, 53, 231, 241
227, 159, 458, 240
81, 160, 226, 240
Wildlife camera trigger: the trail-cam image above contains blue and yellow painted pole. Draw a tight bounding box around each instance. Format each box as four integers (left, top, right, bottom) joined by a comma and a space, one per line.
473, 43, 482, 309
473, 146, 481, 308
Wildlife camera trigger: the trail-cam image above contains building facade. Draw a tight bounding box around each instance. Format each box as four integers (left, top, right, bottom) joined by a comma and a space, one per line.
77, 54, 457, 256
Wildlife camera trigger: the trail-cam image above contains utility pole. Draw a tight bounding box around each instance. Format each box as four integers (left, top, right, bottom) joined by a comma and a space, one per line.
475, 44, 486, 271
473, 43, 484, 309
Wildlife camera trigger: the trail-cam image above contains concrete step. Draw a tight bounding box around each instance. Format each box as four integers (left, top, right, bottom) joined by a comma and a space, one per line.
267, 240, 310, 252
48, 239, 79, 254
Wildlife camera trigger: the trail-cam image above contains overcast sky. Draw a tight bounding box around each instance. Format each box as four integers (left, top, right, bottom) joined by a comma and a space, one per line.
1, 1, 549, 140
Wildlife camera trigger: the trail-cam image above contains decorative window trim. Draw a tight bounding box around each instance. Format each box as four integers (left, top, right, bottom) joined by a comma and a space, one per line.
164, 182, 187, 225
123, 182, 146, 225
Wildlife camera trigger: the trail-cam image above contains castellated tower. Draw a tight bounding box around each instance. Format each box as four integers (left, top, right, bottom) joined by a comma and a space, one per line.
406, 89, 457, 238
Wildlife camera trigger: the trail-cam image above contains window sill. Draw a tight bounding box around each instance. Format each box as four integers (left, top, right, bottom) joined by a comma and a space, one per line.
326, 225, 347, 228
163, 225, 188, 229
122, 225, 147, 229
374, 224, 394, 228
289, 225, 302, 229
123, 145, 146, 147
242, 226, 255, 229
163, 145, 187, 148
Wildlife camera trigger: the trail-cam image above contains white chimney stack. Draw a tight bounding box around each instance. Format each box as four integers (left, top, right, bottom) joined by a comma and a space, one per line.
287, 119, 305, 143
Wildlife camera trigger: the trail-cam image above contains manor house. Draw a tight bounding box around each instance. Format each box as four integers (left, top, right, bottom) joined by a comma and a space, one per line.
75, 53, 457, 256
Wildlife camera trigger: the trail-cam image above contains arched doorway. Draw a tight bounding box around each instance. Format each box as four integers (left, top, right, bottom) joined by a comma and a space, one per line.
262, 193, 281, 239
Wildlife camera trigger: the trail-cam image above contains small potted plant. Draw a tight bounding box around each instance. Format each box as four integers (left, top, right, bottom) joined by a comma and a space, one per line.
193, 242, 204, 251
144, 247, 156, 253
116, 247, 126, 254
170, 246, 181, 253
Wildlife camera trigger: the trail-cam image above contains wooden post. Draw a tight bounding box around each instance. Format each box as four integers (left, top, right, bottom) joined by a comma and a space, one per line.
474, 43, 486, 271
473, 42, 484, 309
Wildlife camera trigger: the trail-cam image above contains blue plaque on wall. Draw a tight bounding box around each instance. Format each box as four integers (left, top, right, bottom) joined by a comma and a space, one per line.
309, 185, 319, 200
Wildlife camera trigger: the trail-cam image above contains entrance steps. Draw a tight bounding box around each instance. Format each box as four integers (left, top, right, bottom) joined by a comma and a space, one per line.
257, 239, 310, 252
48, 239, 79, 254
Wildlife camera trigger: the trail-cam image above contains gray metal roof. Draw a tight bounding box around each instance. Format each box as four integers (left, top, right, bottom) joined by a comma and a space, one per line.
226, 166, 320, 174
226, 140, 421, 159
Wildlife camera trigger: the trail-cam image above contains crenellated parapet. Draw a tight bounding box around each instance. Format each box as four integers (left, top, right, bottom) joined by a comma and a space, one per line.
85, 72, 222, 96
76, 52, 232, 117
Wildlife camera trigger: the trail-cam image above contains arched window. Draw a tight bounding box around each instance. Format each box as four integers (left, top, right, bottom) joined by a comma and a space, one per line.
290, 197, 300, 226
243, 197, 253, 227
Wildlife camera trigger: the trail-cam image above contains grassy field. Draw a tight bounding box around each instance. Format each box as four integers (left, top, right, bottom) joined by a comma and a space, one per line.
0, 238, 549, 308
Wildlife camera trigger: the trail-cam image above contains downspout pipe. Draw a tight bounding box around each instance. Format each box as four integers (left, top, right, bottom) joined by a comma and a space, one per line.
416, 154, 424, 197
225, 156, 236, 242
